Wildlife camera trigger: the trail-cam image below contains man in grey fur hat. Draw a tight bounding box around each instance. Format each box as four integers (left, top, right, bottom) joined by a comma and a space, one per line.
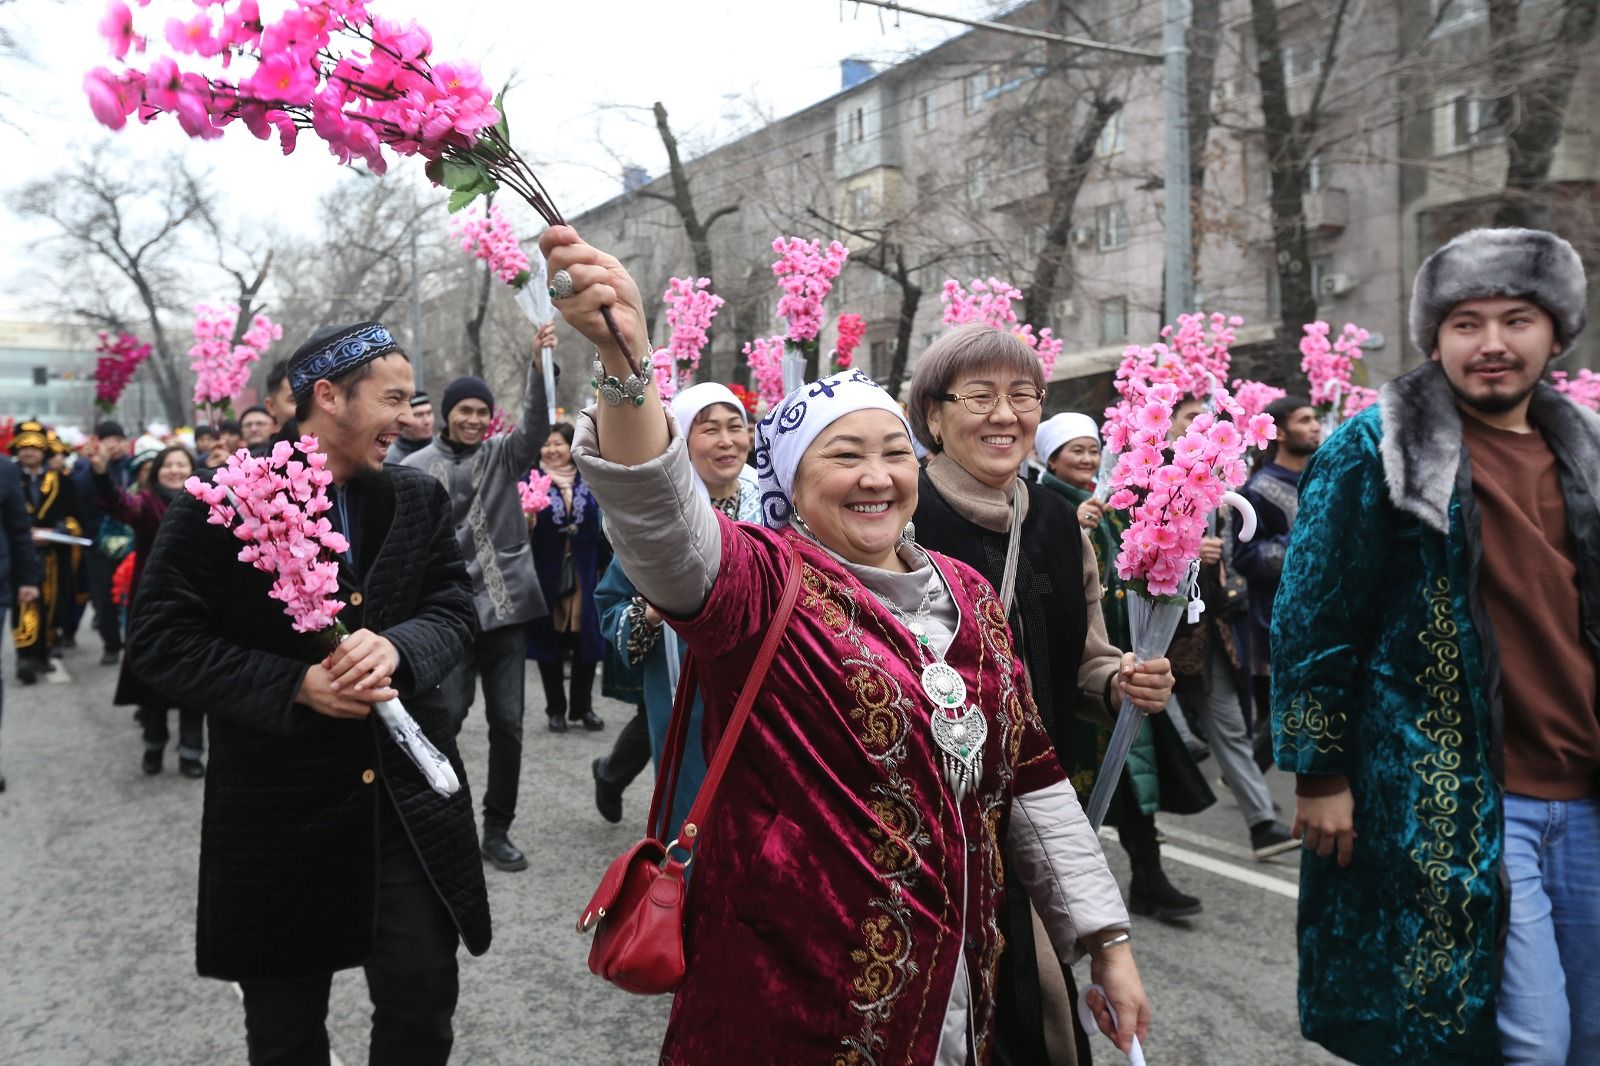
1272, 227, 1600, 1064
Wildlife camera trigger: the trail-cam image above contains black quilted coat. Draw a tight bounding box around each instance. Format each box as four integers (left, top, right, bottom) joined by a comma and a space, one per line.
128, 465, 490, 981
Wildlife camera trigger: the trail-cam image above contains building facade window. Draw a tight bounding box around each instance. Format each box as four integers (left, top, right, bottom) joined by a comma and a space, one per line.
1025, 222, 1050, 259
966, 157, 988, 201
1096, 110, 1125, 158
1281, 39, 1323, 83
1100, 297, 1129, 345
1310, 256, 1334, 302
1446, 94, 1506, 151
1303, 152, 1326, 192
1433, 0, 1488, 32
849, 186, 874, 221
847, 107, 866, 144
1096, 203, 1129, 251
919, 93, 936, 132
965, 64, 1002, 113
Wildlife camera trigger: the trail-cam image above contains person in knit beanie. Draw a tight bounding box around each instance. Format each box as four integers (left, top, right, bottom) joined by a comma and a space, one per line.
403, 326, 557, 873
1271, 226, 1600, 1064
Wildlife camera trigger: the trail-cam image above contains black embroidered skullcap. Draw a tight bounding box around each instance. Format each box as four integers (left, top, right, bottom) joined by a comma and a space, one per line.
288, 322, 405, 402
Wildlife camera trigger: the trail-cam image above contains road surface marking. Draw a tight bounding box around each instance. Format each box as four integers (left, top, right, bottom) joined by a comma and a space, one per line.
231, 982, 347, 1066
1153, 818, 1277, 864
1098, 827, 1300, 900
44, 662, 72, 684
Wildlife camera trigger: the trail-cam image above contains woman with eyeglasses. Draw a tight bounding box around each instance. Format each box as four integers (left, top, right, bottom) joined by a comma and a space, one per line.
908, 325, 1190, 1066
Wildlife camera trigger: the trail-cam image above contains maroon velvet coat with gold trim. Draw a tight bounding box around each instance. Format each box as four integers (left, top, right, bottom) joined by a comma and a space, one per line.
659, 519, 1066, 1066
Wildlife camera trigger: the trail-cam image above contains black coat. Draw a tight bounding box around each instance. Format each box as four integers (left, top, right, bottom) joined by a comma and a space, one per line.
913, 473, 1095, 1066
128, 464, 489, 981
0, 456, 42, 601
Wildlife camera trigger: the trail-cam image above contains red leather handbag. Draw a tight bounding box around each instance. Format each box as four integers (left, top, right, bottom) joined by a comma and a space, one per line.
578, 544, 802, 995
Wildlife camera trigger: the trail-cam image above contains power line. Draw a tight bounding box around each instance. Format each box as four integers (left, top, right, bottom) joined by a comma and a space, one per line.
845, 0, 1162, 62
580, 1, 1175, 211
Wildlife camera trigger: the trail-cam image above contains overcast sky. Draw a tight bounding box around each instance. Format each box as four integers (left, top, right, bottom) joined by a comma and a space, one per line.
0, 0, 1000, 317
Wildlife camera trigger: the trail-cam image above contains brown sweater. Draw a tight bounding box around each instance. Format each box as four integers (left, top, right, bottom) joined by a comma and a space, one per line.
1462, 413, 1600, 800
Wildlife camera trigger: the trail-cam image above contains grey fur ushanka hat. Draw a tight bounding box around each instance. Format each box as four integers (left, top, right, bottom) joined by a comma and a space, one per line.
1409, 227, 1588, 356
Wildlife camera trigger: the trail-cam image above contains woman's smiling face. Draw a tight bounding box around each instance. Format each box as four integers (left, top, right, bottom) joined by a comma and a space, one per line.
791, 410, 920, 570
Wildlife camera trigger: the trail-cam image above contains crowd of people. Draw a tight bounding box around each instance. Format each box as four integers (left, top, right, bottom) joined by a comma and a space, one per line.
0, 222, 1593, 1066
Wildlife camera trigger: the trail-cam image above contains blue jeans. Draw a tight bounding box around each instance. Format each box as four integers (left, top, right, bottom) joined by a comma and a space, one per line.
1500, 793, 1600, 1065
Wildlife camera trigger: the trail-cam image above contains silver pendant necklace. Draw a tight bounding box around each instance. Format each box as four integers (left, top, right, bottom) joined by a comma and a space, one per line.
885, 580, 987, 803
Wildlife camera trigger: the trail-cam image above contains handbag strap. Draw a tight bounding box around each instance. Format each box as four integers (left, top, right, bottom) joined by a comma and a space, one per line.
647, 541, 804, 850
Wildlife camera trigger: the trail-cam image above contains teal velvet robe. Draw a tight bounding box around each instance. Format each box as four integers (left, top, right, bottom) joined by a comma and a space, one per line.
1272, 399, 1503, 1064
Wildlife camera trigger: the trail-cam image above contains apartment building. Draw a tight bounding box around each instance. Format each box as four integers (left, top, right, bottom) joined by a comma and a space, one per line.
569, 0, 1600, 407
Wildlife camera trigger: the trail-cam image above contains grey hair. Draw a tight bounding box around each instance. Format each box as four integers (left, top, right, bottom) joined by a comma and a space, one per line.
906, 324, 1046, 451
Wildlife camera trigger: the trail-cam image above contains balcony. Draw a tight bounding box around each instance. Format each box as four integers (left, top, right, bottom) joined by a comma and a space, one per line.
1304, 188, 1349, 236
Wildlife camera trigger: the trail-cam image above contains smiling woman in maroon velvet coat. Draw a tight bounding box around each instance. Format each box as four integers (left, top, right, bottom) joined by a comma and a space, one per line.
546, 226, 1173, 1065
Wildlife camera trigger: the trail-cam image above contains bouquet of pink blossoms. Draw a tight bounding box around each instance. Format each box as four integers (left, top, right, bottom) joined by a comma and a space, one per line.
185, 436, 460, 795
190, 303, 281, 422
1231, 379, 1287, 419
1083, 340, 1274, 828
1552, 368, 1600, 412
745, 236, 849, 396
653, 276, 725, 401
1103, 377, 1274, 598
940, 277, 1065, 379
518, 469, 552, 517
94, 330, 152, 413
742, 335, 788, 409
1300, 321, 1377, 426
451, 204, 531, 288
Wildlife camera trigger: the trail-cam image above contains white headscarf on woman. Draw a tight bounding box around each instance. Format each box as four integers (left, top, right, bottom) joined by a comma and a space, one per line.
1034, 411, 1100, 467
670, 382, 748, 435
669, 381, 761, 522
754, 368, 912, 530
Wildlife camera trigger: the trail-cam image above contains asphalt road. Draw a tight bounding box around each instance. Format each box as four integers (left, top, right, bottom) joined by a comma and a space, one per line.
0, 638, 1344, 1065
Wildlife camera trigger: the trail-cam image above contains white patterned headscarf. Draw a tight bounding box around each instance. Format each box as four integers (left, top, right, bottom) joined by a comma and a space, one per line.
753, 368, 912, 529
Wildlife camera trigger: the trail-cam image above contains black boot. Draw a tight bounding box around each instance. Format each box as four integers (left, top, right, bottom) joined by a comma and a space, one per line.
592, 757, 623, 823
1128, 854, 1202, 921
539, 660, 568, 732
481, 828, 528, 872
141, 747, 163, 775
568, 660, 602, 730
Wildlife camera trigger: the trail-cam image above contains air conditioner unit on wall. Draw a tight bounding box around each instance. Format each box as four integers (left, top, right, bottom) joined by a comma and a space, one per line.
1070, 224, 1095, 247
1320, 273, 1356, 298
1055, 298, 1078, 320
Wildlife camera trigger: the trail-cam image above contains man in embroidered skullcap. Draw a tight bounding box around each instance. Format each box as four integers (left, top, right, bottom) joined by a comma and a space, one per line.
1274, 228, 1600, 1064
128, 320, 489, 1065
8, 420, 82, 683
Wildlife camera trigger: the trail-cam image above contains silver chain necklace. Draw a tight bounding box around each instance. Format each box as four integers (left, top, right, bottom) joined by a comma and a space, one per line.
883, 577, 987, 803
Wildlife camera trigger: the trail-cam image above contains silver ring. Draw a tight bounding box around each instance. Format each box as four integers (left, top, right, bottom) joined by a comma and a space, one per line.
548, 269, 574, 300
